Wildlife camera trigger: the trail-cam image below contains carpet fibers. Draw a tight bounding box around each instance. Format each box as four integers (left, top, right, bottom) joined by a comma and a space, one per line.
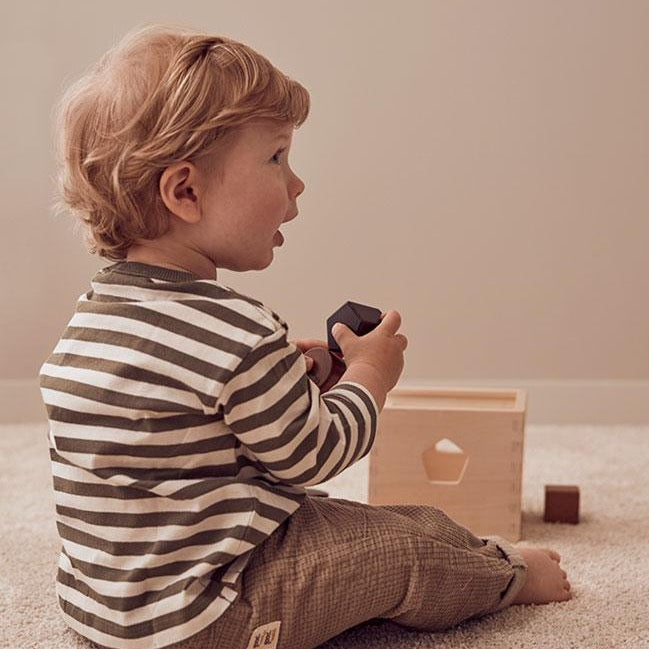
1, 423, 648, 648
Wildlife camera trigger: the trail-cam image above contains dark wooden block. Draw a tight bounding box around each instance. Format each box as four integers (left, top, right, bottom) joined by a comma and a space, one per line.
318, 353, 346, 392
305, 347, 346, 392
544, 485, 580, 524
305, 347, 332, 386
305, 301, 381, 392
326, 301, 382, 353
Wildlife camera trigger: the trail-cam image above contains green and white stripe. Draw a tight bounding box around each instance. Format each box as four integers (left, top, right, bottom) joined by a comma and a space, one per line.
40, 262, 377, 648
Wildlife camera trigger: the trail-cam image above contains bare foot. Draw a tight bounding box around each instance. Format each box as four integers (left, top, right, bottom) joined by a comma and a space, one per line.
513, 547, 572, 604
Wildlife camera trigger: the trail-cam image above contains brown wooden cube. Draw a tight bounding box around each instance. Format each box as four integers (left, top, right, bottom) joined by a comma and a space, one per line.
544, 485, 580, 524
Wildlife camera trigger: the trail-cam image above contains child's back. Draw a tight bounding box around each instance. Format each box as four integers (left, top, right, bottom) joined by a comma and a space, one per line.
41, 261, 379, 646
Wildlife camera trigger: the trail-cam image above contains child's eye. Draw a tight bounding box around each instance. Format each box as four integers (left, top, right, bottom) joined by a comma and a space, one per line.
271, 148, 285, 164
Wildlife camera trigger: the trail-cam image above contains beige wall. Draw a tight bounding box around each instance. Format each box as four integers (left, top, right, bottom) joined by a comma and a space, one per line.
2, 1, 648, 396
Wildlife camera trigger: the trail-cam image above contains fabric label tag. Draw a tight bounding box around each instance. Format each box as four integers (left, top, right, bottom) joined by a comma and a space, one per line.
246, 620, 281, 649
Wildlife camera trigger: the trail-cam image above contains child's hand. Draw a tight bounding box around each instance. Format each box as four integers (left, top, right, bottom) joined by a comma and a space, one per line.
290, 338, 328, 373
331, 310, 407, 409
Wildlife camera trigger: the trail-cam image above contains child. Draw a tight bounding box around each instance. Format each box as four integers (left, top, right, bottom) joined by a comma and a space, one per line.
40, 24, 571, 649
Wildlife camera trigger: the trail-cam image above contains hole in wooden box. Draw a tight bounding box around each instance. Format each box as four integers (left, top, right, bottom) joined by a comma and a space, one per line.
421, 438, 469, 485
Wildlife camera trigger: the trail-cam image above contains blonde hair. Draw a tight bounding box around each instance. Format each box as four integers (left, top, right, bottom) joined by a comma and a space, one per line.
54, 24, 310, 260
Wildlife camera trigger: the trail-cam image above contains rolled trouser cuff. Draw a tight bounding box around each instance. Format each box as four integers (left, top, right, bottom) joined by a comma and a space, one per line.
483, 536, 529, 610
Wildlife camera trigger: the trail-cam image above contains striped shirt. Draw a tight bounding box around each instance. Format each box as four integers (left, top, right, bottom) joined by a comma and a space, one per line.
39, 262, 378, 649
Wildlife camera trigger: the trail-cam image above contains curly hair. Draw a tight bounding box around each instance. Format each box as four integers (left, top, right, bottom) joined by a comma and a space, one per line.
54, 24, 310, 260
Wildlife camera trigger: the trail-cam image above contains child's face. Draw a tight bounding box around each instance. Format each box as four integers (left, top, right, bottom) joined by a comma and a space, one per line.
195, 119, 305, 272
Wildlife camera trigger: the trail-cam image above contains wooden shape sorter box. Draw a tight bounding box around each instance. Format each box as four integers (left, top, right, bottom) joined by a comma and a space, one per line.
369, 388, 527, 542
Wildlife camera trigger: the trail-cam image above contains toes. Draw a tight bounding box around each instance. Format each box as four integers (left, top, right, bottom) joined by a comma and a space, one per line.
556, 580, 572, 601
563, 578, 572, 595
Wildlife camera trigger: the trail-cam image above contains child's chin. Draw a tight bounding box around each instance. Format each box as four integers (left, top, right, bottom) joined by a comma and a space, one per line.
259, 255, 274, 270
247, 254, 274, 272
225, 251, 274, 272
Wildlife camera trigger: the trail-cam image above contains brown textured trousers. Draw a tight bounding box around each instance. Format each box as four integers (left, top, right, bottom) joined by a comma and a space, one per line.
171, 496, 527, 649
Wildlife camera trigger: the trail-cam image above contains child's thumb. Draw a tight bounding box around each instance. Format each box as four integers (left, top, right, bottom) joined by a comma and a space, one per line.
331, 322, 351, 345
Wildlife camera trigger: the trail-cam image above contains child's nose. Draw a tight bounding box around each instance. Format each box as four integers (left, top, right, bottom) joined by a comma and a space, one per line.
290, 171, 305, 198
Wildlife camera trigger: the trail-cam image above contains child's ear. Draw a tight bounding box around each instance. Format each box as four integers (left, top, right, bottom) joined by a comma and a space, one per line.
159, 162, 202, 224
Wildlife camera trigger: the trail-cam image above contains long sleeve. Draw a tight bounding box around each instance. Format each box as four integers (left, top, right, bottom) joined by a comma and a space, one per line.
218, 327, 378, 487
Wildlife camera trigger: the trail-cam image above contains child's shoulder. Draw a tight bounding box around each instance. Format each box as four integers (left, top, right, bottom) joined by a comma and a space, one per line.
188, 278, 287, 335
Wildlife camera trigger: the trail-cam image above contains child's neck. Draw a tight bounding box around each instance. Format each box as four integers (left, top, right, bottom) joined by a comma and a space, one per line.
126, 242, 217, 280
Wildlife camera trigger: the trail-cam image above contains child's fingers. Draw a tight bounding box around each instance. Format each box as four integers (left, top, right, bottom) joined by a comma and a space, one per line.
378, 310, 402, 335
291, 338, 328, 352
395, 333, 409, 350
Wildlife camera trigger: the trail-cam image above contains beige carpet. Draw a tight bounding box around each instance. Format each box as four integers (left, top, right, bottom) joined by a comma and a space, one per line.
2, 423, 648, 648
